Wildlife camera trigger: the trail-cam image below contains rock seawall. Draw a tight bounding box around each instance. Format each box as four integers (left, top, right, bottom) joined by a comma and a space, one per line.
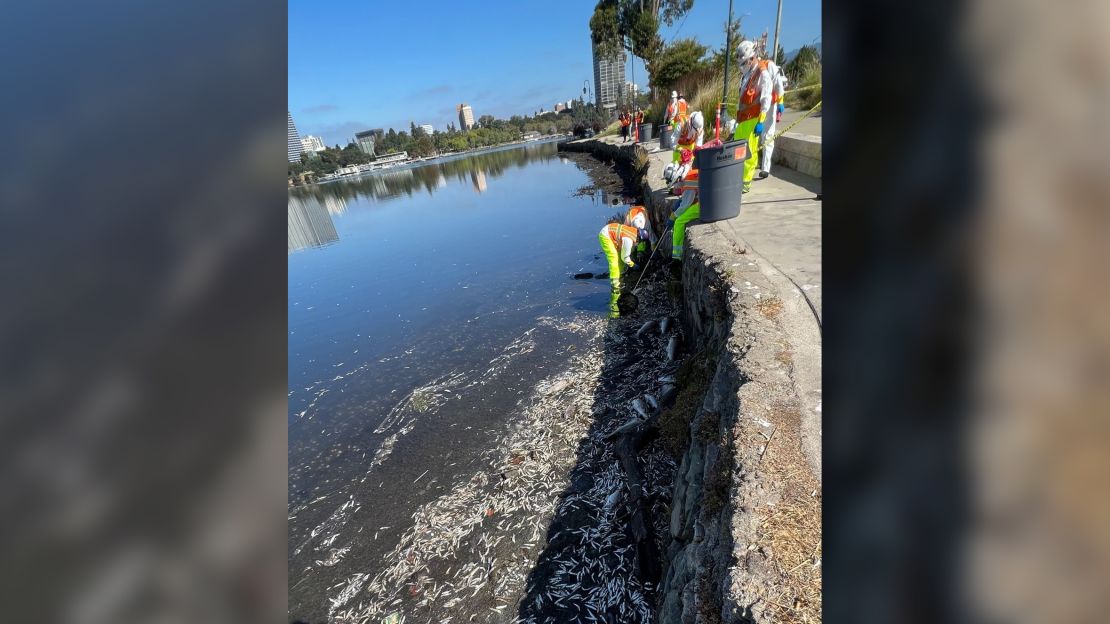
559, 138, 822, 623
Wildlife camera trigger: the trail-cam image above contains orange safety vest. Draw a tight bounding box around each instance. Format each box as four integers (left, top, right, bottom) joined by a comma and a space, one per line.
677, 121, 699, 146
635, 111, 644, 123
666, 101, 676, 119
620, 114, 630, 127
676, 100, 689, 123
605, 223, 639, 247
678, 169, 700, 193
625, 205, 648, 226
738, 60, 769, 122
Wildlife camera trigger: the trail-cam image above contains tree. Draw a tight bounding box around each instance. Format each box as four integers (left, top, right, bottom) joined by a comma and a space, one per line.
783, 44, 820, 84
590, 0, 694, 79
478, 114, 495, 129
648, 38, 709, 91
709, 17, 744, 69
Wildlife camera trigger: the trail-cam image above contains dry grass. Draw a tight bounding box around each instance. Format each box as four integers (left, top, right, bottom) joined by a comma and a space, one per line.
597, 120, 621, 137
749, 401, 822, 623
658, 349, 716, 457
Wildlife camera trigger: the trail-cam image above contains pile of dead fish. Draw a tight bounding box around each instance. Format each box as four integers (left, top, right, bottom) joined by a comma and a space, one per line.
328, 277, 687, 623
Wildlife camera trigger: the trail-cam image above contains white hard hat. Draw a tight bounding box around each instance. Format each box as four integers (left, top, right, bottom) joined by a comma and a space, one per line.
738, 40, 756, 63
690, 111, 704, 130
671, 91, 677, 99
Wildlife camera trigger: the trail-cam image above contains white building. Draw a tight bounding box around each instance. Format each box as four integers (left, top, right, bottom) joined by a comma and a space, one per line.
287, 112, 304, 163
592, 44, 626, 111
419, 124, 434, 136
301, 135, 325, 153
566, 100, 573, 109
457, 103, 475, 130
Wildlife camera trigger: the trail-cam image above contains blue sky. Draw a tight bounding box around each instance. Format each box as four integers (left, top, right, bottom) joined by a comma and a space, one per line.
289, 0, 821, 146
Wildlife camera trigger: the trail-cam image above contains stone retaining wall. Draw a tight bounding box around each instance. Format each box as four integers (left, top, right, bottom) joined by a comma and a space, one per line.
559, 138, 819, 622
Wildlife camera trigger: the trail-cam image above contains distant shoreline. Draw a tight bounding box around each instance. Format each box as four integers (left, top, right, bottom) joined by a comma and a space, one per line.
299, 135, 571, 188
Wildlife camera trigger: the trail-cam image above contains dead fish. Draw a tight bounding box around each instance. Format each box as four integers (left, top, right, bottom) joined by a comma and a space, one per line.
603, 489, 621, 514
659, 316, 672, 334
574, 272, 594, 280
658, 374, 676, 384
666, 335, 680, 361
635, 319, 657, 339
594, 272, 609, 280
660, 384, 678, 405
631, 398, 649, 419
644, 394, 659, 411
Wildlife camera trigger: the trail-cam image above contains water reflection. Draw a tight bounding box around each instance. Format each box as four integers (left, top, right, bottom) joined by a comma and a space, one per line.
289, 140, 562, 206
470, 169, 487, 193
288, 194, 340, 252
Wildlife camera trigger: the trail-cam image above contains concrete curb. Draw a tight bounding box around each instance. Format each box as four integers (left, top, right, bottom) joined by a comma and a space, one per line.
773, 132, 822, 178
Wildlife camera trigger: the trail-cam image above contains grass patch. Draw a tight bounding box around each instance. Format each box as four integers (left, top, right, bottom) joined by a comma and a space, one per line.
784, 64, 822, 111
597, 120, 621, 137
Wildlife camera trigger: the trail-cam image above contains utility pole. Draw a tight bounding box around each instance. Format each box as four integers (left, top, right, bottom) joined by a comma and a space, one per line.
722, 0, 734, 115
772, 0, 783, 66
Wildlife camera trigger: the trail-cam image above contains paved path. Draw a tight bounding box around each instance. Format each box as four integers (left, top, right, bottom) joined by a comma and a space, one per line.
777, 107, 823, 137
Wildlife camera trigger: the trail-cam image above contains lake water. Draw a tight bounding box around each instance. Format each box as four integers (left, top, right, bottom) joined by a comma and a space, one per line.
288, 140, 627, 620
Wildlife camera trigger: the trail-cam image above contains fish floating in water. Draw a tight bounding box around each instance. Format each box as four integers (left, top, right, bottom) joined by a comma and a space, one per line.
636, 319, 657, 339
666, 335, 680, 361
573, 272, 594, 280
644, 394, 659, 411
631, 398, 649, 419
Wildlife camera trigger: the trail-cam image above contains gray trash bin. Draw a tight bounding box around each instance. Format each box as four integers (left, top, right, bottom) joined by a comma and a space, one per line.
659, 126, 673, 149
694, 138, 749, 222
637, 123, 653, 143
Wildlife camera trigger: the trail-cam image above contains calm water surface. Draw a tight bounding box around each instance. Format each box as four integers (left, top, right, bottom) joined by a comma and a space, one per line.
288, 140, 624, 618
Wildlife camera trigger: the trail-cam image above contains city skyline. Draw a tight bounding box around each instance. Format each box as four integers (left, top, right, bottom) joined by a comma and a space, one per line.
289, 0, 821, 146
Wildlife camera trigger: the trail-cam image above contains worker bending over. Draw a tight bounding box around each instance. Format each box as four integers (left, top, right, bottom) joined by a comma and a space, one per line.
672, 110, 704, 164
669, 150, 701, 260
598, 219, 640, 318
726, 40, 773, 194
624, 204, 655, 258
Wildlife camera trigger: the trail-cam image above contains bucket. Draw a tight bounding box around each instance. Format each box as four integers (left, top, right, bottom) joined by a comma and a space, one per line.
659, 126, 674, 149
693, 138, 748, 223
637, 123, 653, 143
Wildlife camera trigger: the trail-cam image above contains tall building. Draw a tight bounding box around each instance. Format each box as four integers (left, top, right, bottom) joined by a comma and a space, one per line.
354, 130, 377, 157
419, 124, 434, 136
592, 44, 626, 111
457, 103, 475, 130
301, 135, 325, 153
288, 111, 304, 163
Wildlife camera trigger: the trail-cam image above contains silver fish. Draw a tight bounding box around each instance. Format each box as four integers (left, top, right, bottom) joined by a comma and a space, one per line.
635, 319, 657, 339
644, 394, 658, 411
603, 489, 621, 514
659, 316, 671, 334
660, 383, 677, 405
666, 335, 680, 361
631, 398, 649, 418
658, 374, 676, 384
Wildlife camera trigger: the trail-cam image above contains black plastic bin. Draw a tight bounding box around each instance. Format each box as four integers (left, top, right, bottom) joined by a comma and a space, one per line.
694, 138, 749, 222
637, 123, 653, 143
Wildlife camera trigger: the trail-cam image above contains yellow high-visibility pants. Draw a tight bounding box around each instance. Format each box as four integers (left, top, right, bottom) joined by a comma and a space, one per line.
671, 201, 700, 260
598, 231, 622, 318
733, 117, 761, 191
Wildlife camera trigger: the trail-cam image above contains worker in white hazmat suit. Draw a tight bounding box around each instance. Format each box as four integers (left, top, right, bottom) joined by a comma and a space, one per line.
758, 60, 788, 178
725, 40, 773, 193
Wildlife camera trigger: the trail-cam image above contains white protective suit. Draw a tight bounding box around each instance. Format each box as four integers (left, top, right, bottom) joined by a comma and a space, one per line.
761, 60, 787, 173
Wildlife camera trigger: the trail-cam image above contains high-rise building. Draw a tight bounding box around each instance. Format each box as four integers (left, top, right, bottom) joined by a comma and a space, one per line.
592, 44, 626, 111
419, 124, 434, 136
354, 130, 377, 157
288, 111, 304, 163
457, 103, 475, 130
301, 135, 325, 153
